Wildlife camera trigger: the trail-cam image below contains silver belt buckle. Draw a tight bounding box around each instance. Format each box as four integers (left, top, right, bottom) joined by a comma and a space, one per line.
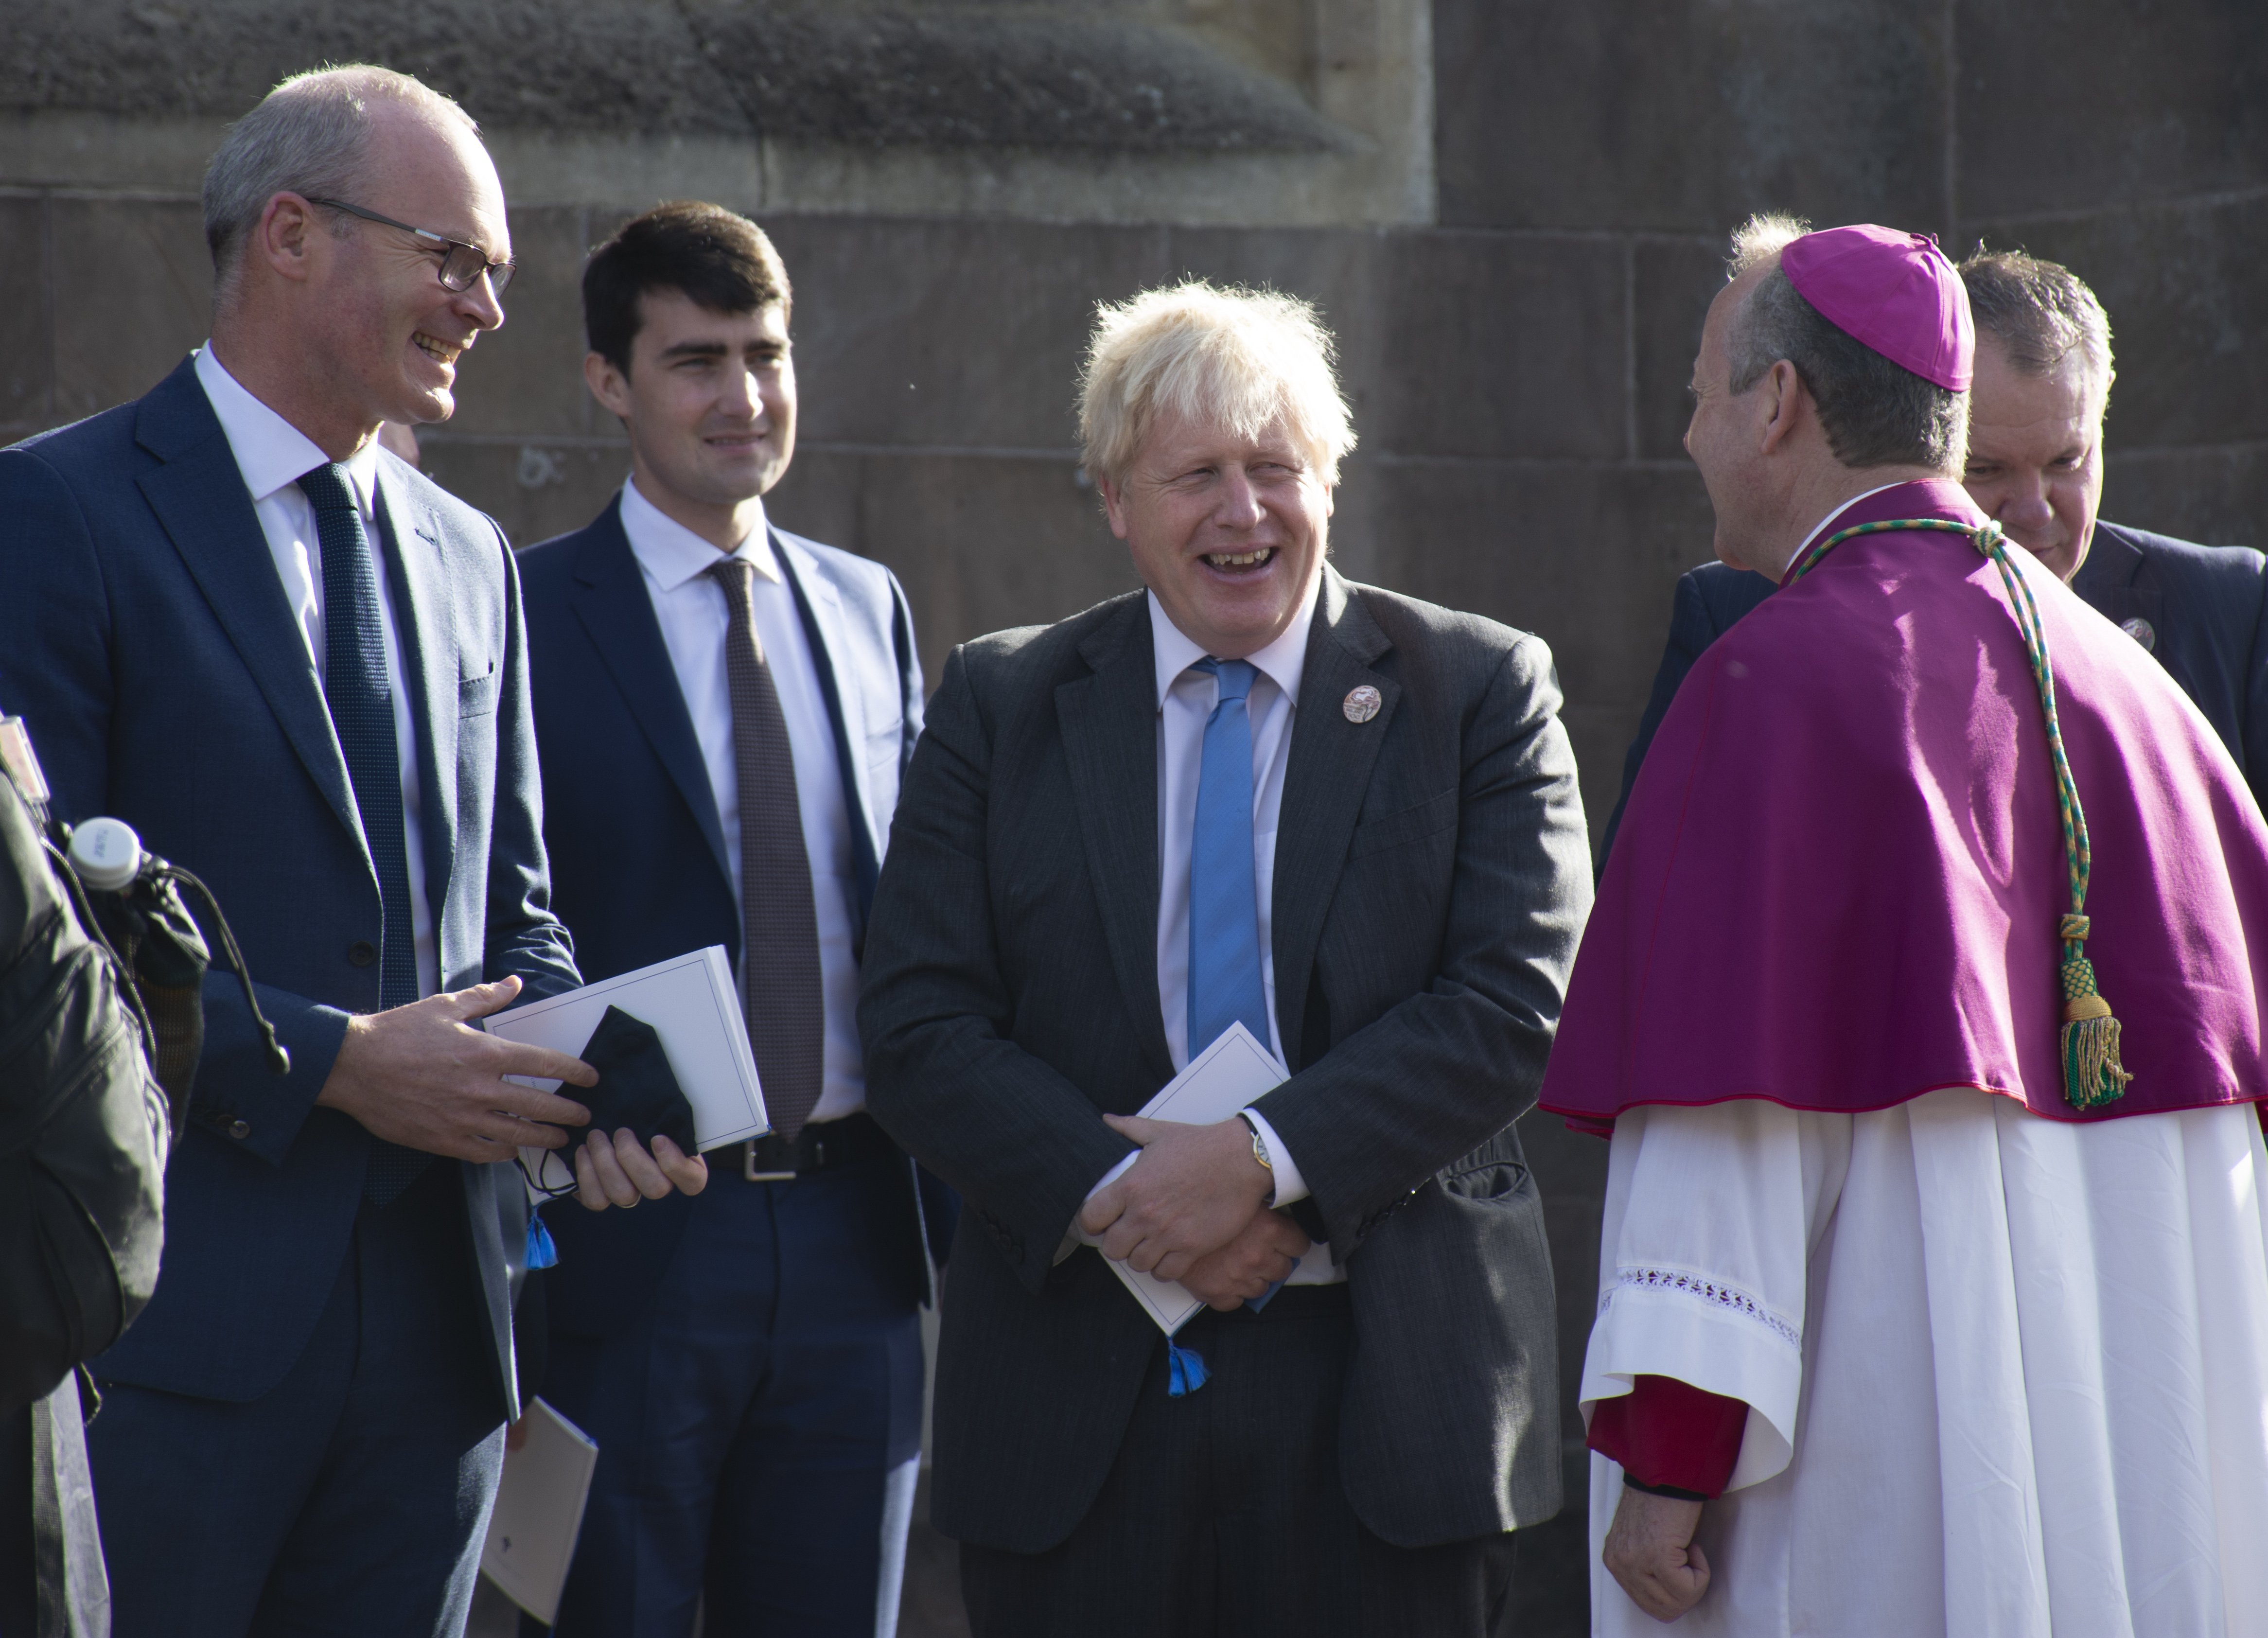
743, 1140, 795, 1183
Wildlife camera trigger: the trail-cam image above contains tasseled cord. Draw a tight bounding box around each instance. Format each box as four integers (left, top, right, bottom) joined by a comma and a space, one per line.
1794, 517, 2133, 1110
1166, 1337, 1210, 1396
526, 1207, 560, 1271
2059, 916, 2132, 1110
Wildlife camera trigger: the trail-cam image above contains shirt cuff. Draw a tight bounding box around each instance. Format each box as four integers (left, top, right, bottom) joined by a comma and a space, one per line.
1586, 1374, 1749, 1499
1238, 1106, 1308, 1207
1054, 1151, 1142, 1266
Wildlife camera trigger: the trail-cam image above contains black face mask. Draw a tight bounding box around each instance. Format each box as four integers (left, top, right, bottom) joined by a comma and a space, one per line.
576, 1005, 698, 1156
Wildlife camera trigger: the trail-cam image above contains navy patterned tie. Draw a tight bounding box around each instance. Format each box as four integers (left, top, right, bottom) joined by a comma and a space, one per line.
300, 463, 428, 1206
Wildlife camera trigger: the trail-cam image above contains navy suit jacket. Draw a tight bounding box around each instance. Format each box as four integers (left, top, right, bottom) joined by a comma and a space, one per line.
0, 356, 580, 1421
1600, 517, 2268, 865
518, 497, 953, 1336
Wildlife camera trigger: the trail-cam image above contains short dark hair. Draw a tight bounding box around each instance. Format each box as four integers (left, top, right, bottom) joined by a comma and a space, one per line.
1728, 266, 1967, 472
583, 201, 791, 373
1958, 248, 2114, 404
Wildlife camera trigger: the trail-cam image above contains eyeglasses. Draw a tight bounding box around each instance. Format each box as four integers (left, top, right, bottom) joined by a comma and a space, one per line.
304, 197, 516, 298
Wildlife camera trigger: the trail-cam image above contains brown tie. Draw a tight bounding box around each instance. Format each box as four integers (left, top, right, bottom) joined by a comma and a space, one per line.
707, 558, 826, 1142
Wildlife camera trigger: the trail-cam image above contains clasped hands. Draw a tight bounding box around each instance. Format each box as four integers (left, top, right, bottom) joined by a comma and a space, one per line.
1075, 1113, 1309, 1310
314, 975, 707, 1212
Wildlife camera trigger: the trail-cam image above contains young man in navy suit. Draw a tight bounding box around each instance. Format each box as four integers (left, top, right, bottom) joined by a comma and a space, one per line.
0, 67, 713, 1638
517, 203, 952, 1637
1603, 248, 2268, 862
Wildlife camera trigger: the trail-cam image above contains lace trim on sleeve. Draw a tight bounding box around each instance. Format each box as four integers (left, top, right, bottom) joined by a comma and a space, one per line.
1613, 1265, 1802, 1352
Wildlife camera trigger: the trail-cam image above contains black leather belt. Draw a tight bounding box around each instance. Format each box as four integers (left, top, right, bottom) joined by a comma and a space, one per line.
738, 1110, 898, 1182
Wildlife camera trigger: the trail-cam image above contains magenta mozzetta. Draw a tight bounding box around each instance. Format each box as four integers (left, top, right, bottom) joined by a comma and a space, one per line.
1543, 477, 2268, 1130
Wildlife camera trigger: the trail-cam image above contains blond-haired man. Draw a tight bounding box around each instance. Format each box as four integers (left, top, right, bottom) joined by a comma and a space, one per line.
860, 282, 1591, 1634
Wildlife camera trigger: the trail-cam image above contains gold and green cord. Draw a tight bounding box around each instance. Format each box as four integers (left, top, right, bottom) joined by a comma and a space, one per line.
1793, 517, 2131, 1110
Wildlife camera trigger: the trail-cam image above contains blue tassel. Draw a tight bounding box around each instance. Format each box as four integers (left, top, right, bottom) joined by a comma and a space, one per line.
1166, 1338, 1210, 1397
525, 1209, 558, 1271
1246, 1278, 1285, 1314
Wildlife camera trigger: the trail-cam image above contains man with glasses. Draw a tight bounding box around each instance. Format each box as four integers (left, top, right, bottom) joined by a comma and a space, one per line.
0, 65, 698, 1638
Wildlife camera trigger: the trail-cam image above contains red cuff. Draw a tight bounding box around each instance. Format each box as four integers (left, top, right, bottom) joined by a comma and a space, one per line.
1587, 1374, 1748, 1498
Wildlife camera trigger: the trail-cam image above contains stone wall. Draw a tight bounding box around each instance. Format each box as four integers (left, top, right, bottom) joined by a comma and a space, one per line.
2, 2, 2262, 1629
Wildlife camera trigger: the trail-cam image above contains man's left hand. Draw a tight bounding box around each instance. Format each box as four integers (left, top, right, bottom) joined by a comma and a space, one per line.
1079, 1114, 1274, 1282
574, 1128, 708, 1210
1603, 1487, 1710, 1621
1179, 1207, 1310, 1309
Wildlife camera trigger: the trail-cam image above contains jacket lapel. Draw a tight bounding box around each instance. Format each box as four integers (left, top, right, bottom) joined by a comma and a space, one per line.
372, 467, 458, 937
1270, 571, 1398, 1068
568, 498, 731, 887
132, 366, 360, 843
2073, 524, 2163, 643
775, 533, 883, 940
1056, 596, 1175, 1083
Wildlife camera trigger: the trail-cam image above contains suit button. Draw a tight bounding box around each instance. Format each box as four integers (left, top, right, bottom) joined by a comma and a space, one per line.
228, 1119, 251, 1140
348, 940, 378, 968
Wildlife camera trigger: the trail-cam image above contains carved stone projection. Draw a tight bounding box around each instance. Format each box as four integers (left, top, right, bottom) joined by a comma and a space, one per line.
0, 0, 1434, 225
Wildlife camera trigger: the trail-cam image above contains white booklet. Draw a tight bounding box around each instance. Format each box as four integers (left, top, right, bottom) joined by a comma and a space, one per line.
1102, 1022, 1331, 1336
479, 1396, 599, 1627
482, 946, 769, 1157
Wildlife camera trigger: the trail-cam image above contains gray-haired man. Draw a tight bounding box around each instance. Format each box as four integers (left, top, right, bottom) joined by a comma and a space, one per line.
0, 66, 711, 1637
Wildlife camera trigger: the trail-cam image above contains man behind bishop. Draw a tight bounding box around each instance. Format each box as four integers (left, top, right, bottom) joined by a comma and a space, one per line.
1543, 215, 2268, 1635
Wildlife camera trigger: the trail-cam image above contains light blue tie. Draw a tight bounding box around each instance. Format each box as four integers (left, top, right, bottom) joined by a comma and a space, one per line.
1188, 658, 1271, 1057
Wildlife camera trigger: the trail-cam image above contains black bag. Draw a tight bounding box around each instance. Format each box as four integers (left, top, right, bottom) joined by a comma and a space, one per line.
0, 763, 167, 1417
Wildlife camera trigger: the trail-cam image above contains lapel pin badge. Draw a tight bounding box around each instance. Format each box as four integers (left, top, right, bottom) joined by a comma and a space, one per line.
1342, 685, 1382, 724
2119, 616, 2155, 652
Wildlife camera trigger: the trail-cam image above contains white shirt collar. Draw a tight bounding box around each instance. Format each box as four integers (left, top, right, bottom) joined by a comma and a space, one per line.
1786, 481, 1906, 573
1148, 566, 1324, 712
619, 475, 777, 593
193, 344, 381, 519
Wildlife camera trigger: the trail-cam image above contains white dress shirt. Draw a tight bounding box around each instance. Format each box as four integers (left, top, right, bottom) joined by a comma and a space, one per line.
618, 477, 867, 1124
1075, 575, 1342, 1286
193, 345, 438, 998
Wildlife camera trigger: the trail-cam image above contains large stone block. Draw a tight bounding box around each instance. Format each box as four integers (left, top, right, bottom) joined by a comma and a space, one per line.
1963, 196, 2268, 452
1957, 0, 2268, 221
1366, 459, 1715, 845
1435, 0, 1949, 234
760, 217, 1172, 453
446, 205, 599, 440
414, 435, 629, 553
764, 446, 865, 563
774, 448, 1136, 678
1371, 233, 1628, 460
0, 194, 50, 438
1633, 238, 1726, 461
50, 197, 210, 422
2102, 446, 2268, 551
1163, 224, 1386, 416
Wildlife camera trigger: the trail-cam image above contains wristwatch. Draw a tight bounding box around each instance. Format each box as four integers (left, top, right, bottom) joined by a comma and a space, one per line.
1237, 1110, 1275, 1204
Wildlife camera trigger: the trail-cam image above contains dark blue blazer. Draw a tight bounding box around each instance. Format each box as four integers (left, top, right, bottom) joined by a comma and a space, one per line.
1600, 517, 2268, 865
0, 356, 580, 1420
518, 498, 953, 1336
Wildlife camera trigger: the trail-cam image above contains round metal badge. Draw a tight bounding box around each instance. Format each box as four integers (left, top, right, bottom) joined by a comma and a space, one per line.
1342, 685, 1382, 723
2119, 616, 2156, 652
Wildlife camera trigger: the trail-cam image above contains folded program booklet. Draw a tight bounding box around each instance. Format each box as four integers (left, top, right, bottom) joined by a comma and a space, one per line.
483, 946, 769, 1157
479, 1396, 598, 1627
1100, 1022, 1338, 1336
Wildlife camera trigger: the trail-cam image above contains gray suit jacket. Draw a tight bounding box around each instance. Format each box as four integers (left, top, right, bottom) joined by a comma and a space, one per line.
859, 568, 1592, 1551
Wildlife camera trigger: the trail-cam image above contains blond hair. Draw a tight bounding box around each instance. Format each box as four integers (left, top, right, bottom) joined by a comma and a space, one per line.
1077, 281, 1355, 488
